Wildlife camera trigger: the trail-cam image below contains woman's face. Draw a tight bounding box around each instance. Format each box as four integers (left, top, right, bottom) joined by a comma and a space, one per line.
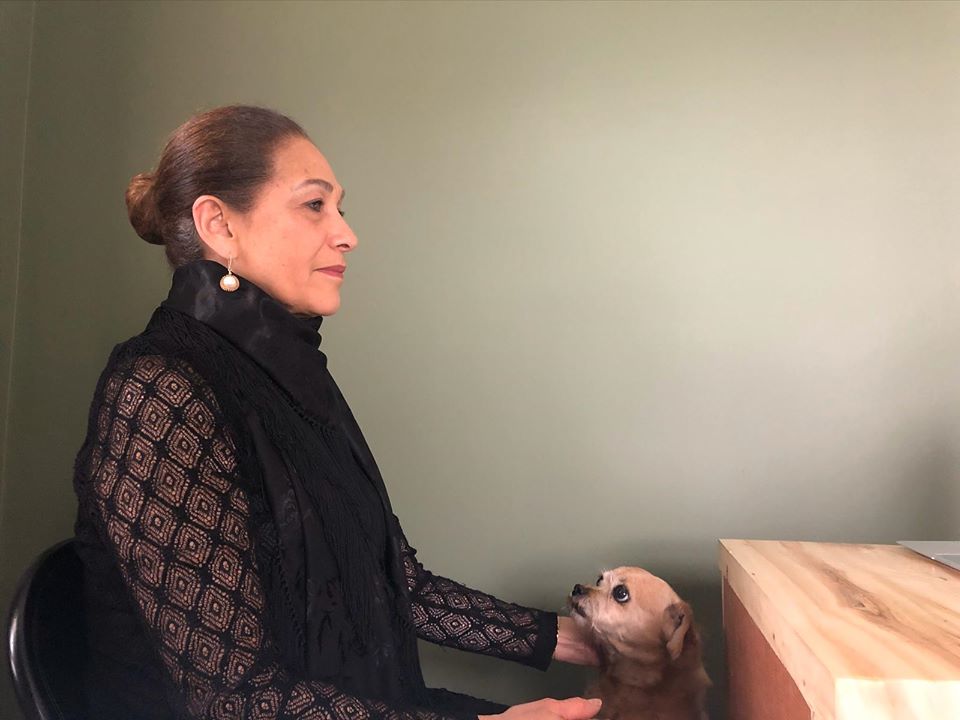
226, 136, 357, 316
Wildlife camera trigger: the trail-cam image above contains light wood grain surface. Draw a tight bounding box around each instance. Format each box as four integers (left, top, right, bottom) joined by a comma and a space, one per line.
720, 539, 960, 720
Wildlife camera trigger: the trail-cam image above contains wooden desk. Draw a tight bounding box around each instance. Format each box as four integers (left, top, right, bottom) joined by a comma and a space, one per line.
719, 540, 960, 720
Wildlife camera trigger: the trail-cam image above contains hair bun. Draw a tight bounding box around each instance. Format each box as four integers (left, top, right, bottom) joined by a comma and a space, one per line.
125, 172, 164, 245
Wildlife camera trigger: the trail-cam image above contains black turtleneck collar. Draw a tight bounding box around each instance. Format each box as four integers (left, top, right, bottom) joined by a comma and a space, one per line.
161, 259, 338, 424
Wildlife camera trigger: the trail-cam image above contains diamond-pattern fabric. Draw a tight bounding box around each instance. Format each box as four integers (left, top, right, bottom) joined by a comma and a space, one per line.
82, 354, 553, 719
400, 537, 544, 662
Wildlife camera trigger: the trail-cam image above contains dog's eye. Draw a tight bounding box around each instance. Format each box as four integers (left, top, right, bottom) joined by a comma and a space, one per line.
612, 585, 630, 603
596, 575, 603, 585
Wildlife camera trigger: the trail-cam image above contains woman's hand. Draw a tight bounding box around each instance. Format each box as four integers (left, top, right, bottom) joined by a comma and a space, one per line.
552, 616, 601, 666
480, 697, 602, 720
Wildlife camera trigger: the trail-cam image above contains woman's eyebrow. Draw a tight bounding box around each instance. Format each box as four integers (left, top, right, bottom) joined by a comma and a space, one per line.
293, 178, 345, 203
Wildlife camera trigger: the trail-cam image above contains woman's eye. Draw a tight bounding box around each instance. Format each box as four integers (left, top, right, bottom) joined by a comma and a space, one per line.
612, 585, 630, 603
306, 199, 345, 218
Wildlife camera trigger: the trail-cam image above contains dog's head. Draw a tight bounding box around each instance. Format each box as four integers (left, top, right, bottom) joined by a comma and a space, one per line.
568, 566, 698, 666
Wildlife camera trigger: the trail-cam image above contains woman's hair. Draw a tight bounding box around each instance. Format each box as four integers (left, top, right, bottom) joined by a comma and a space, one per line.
126, 105, 309, 267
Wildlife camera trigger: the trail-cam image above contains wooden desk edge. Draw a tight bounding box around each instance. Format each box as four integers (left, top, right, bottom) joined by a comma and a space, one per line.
719, 539, 960, 720
719, 539, 837, 720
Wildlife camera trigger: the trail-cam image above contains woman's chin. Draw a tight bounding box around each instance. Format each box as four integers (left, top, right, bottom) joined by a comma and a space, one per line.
307, 294, 341, 317
284, 289, 341, 318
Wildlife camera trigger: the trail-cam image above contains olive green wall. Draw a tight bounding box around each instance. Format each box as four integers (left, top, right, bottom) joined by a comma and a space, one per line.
0, 0, 34, 549
3, 1, 960, 718
0, 2, 34, 717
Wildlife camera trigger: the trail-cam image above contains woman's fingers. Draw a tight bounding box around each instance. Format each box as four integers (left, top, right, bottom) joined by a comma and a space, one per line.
485, 696, 603, 720
553, 617, 601, 666
553, 697, 603, 720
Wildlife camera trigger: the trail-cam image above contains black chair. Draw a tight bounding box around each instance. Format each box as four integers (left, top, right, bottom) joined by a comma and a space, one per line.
6, 539, 88, 720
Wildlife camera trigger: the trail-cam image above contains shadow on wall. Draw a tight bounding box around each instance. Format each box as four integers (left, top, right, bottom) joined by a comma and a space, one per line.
894, 429, 960, 542
672, 577, 726, 720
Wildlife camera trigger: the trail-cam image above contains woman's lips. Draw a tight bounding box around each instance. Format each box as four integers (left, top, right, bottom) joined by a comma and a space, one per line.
318, 265, 345, 278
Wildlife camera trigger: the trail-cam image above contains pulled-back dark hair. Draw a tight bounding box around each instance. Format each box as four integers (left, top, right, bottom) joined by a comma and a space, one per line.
126, 105, 308, 267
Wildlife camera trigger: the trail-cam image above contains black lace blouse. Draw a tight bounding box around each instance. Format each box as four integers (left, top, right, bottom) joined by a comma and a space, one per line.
73, 262, 558, 720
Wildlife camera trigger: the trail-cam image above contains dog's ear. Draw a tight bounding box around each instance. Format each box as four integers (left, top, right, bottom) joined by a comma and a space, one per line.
663, 601, 693, 661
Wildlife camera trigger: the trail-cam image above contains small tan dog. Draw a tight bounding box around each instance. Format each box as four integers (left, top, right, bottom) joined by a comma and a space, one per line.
568, 567, 710, 720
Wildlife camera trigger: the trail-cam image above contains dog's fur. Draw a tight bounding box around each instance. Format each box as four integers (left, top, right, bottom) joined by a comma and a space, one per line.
568, 567, 710, 720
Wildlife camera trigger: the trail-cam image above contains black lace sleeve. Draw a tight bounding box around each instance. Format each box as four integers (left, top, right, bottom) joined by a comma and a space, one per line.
398, 530, 557, 671
87, 354, 473, 720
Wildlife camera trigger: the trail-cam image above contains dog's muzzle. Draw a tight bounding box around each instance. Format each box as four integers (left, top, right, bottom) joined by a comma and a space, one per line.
569, 585, 589, 617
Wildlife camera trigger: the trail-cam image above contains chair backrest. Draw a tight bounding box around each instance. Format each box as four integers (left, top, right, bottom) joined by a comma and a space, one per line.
6, 539, 88, 720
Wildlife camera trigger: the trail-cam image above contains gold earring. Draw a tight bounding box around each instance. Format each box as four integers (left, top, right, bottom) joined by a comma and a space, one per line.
219, 257, 240, 292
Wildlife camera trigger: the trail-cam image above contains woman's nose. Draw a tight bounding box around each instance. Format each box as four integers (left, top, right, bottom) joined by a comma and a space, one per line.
572, 584, 584, 597
333, 218, 358, 252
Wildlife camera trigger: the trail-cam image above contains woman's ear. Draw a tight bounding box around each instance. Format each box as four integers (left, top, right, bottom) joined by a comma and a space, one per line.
192, 195, 238, 261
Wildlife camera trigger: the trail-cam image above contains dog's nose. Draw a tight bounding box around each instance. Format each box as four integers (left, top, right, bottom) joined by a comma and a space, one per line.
572, 584, 584, 597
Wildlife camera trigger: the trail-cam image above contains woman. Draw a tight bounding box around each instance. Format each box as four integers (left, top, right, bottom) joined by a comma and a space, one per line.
73, 105, 600, 720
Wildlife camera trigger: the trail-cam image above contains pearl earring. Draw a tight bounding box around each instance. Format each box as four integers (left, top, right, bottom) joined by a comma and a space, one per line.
219, 257, 240, 292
